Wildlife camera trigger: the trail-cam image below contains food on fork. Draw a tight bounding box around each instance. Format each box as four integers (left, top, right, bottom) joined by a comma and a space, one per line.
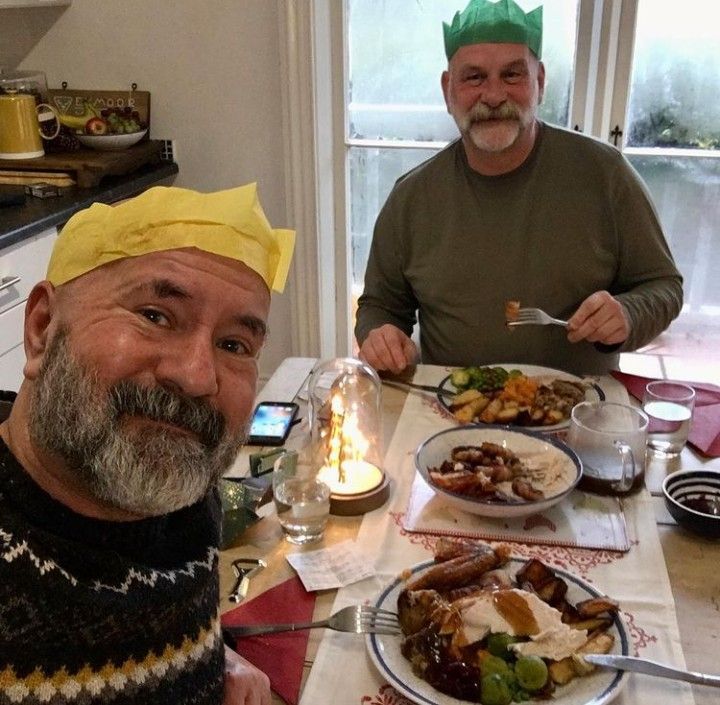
505, 299, 521, 325
397, 539, 620, 704
448, 366, 587, 427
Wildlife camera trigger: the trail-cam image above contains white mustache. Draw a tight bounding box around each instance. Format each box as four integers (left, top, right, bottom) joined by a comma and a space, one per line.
467, 101, 521, 124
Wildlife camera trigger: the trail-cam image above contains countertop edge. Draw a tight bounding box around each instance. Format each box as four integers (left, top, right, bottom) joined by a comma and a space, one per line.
0, 161, 179, 251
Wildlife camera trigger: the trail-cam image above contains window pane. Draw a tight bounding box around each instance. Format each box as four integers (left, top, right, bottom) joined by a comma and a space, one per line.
347, 0, 578, 142
349, 146, 437, 298
626, 0, 720, 148
628, 156, 720, 337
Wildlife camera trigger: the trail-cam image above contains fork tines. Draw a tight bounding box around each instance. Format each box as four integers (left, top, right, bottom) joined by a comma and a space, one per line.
359, 606, 402, 635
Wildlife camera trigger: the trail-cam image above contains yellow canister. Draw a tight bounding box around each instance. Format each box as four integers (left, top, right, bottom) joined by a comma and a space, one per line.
0, 94, 59, 159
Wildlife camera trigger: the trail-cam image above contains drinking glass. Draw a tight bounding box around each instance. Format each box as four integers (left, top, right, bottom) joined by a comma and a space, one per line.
567, 401, 649, 495
642, 381, 695, 457
272, 451, 330, 545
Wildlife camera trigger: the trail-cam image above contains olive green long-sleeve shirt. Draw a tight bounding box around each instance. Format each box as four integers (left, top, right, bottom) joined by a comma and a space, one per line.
355, 123, 683, 375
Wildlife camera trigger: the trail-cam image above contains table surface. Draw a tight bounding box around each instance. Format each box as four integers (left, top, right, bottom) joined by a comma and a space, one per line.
220, 356, 720, 705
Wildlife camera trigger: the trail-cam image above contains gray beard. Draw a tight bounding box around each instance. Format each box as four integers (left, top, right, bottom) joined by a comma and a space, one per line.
455, 100, 534, 153
29, 328, 244, 516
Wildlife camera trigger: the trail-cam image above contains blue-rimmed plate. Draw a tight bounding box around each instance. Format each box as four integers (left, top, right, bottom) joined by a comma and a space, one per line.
366, 558, 630, 705
438, 364, 605, 433
416, 425, 583, 518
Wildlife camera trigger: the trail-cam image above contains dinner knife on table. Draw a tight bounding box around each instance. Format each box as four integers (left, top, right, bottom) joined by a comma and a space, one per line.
583, 654, 720, 688
380, 379, 456, 398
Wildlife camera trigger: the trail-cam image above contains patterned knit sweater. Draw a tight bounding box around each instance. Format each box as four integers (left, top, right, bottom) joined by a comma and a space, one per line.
0, 411, 225, 704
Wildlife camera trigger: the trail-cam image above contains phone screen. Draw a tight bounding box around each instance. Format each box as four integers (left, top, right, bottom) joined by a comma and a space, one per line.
247, 402, 299, 445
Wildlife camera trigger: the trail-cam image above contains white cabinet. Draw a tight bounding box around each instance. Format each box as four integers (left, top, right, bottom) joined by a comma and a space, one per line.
0, 227, 56, 391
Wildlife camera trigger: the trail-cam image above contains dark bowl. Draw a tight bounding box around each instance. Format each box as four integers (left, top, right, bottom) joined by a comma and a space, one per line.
662, 469, 720, 539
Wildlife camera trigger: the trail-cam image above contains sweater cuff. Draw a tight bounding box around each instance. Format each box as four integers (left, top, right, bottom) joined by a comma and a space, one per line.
594, 341, 623, 354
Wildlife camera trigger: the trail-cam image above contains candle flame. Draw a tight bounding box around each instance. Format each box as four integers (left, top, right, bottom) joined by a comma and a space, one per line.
325, 391, 370, 486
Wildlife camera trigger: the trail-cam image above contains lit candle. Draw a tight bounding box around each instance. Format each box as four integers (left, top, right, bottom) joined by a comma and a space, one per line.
318, 460, 384, 496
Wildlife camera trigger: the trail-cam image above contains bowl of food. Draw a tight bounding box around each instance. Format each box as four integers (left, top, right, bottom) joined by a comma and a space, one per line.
439, 364, 604, 432
662, 469, 720, 538
415, 425, 582, 518
77, 128, 147, 151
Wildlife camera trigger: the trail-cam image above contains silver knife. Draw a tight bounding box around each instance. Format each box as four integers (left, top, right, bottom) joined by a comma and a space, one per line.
380, 379, 456, 398
584, 654, 720, 688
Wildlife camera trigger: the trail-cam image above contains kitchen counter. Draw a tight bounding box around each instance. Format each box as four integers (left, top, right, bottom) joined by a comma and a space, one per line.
0, 160, 179, 250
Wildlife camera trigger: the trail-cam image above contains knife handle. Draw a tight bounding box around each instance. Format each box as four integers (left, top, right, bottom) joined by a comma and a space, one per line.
590, 655, 720, 688
648, 662, 720, 688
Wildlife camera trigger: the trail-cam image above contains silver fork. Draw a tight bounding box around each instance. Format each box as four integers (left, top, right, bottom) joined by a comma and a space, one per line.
507, 307, 568, 328
223, 604, 401, 637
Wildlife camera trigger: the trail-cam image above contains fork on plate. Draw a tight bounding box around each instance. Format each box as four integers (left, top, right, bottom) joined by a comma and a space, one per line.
507, 307, 568, 328
223, 604, 402, 637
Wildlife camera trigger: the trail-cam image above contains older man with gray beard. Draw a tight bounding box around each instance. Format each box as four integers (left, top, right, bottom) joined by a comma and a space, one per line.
355, 0, 682, 377
0, 184, 294, 705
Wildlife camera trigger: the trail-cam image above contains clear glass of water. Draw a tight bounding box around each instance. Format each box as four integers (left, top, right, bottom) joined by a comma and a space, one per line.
272, 452, 331, 545
642, 381, 696, 457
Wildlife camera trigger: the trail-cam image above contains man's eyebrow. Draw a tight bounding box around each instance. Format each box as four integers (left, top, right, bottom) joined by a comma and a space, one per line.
234, 314, 268, 340
126, 279, 192, 300
502, 60, 529, 71
124, 279, 267, 338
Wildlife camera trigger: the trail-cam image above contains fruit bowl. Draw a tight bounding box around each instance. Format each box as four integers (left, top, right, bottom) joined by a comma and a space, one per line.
76, 129, 148, 151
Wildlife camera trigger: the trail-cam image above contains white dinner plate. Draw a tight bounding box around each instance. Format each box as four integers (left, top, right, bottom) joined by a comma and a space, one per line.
438, 364, 605, 433
366, 558, 629, 705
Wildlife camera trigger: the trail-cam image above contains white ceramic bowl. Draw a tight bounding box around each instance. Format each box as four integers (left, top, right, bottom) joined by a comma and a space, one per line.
77, 129, 147, 151
415, 425, 582, 518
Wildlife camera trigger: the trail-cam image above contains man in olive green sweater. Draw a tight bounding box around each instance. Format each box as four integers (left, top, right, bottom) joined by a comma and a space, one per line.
355, 0, 682, 376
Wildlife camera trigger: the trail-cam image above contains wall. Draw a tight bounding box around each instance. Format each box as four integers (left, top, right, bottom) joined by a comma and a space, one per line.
12, 0, 294, 379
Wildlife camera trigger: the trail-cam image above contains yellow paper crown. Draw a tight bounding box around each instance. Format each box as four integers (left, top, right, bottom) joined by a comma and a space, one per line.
46, 183, 295, 293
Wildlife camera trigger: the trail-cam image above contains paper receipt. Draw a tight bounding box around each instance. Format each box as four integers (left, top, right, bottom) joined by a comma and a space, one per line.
285, 540, 375, 591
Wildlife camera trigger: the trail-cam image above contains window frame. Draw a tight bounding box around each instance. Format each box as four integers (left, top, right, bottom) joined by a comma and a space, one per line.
281, 0, 716, 359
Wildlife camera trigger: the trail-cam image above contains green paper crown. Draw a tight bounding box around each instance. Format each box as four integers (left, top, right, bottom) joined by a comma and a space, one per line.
443, 0, 543, 60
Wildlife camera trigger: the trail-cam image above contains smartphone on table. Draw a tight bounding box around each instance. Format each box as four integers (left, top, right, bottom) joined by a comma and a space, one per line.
246, 401, 300, 446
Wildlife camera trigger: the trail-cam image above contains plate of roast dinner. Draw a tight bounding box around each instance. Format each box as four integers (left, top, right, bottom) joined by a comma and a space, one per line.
437, 364, 604, 433
367, 540, 629, 705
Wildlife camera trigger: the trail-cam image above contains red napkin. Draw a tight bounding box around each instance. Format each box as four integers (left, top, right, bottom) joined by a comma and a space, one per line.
221, 576, 316, 705
611, 371, 720, 457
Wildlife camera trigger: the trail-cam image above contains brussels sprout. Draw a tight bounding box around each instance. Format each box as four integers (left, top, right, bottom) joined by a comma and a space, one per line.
514, 655, 549, 692
480, 654, 512, 679
480, 673, 513, 705
450, 369, 471, 389
487, 632, 521, 659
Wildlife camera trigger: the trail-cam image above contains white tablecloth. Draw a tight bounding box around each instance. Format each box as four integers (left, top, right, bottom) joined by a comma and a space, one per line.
301, 366, 693, 705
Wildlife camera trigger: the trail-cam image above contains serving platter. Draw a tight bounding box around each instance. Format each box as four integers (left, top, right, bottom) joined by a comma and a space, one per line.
366, 558, 629, 705
438, 364, 605, 433
415, 425, 582, 518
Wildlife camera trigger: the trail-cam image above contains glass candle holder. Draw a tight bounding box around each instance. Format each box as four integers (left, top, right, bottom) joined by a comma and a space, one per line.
307, 357, 389, 515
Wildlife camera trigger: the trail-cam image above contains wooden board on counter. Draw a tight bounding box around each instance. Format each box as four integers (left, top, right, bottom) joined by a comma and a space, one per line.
0, 140, 164, 188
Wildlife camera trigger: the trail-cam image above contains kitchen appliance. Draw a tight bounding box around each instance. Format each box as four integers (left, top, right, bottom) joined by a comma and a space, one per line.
0, 70, 59, 159
0, 69, 49, 100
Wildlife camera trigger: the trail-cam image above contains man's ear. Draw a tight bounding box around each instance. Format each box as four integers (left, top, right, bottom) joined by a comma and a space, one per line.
537, 61, 546, 104
23, 281, 57, 380
441, 70, 451, 114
